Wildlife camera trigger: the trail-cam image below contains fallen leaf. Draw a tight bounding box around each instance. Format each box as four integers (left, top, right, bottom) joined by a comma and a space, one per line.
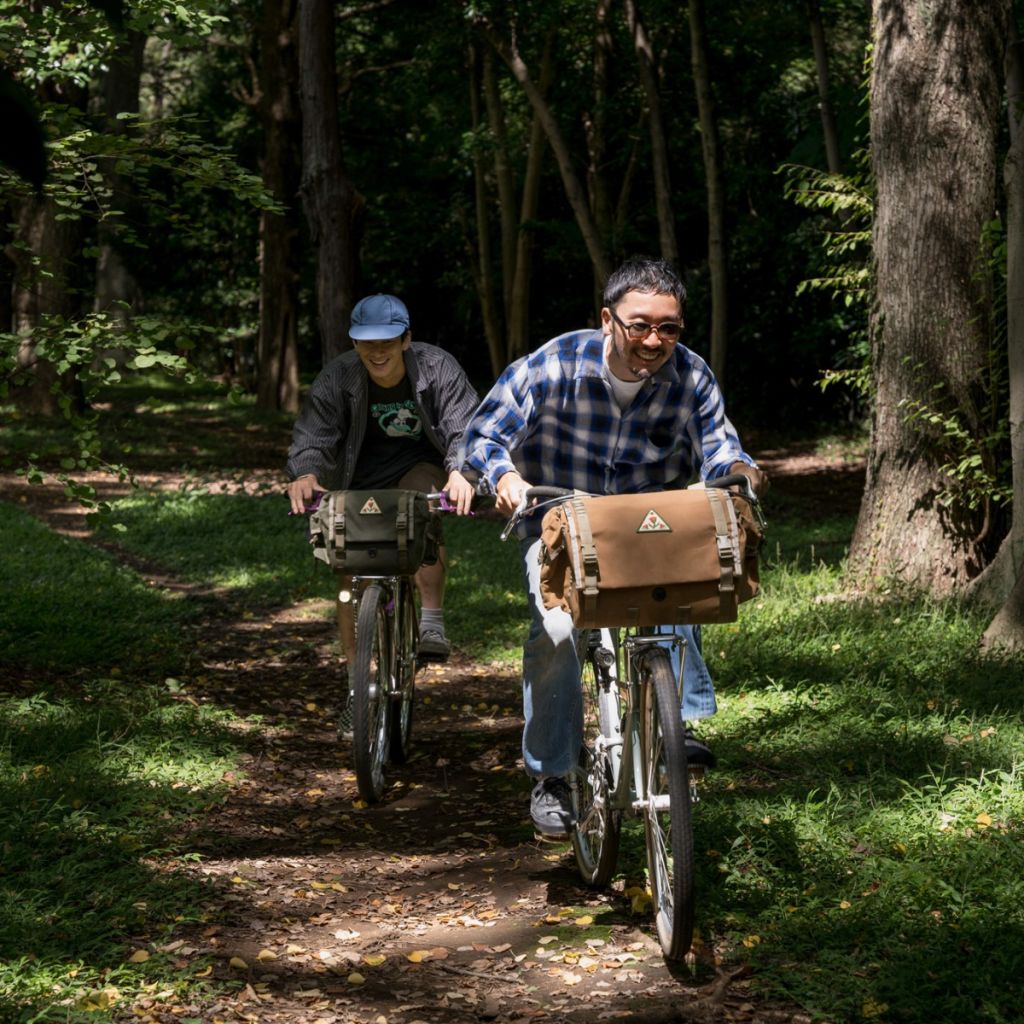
406, 950, 433, 963
256, 949, 278, 962
574, 915, 593, 927
976, 812, 993, 828
229, 957, 249, 970
363, 954, 387, 966
347, 972, 366, 986
128, 949, 149, 963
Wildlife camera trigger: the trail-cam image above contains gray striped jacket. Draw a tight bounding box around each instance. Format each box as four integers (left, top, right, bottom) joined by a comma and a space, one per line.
286, 343, 480, 489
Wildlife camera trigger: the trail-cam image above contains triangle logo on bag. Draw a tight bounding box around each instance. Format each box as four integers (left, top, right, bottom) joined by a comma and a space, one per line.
359, 497, 383, 515
637, 509, 672, 533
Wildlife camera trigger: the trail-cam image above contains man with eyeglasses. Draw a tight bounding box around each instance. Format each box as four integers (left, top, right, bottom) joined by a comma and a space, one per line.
286, 294, 479, 733
460, 257, 766, 838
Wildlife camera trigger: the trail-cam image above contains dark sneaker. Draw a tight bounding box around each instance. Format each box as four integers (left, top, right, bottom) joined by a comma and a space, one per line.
418, 628, 451, 662
530, 776, 575, 838
337, 665, 353, 741
683, 728, 716, 768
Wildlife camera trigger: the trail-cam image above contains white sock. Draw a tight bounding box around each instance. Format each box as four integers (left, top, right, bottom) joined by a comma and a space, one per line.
420, 608, 444, 635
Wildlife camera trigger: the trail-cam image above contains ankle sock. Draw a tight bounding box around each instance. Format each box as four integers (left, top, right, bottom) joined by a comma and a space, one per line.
419, 607, 445, 636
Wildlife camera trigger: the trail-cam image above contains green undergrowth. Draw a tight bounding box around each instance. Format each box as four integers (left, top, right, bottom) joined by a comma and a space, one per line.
0, 503, 195, 675
697, 561, 1024, 1023
0, 675, 250, 1023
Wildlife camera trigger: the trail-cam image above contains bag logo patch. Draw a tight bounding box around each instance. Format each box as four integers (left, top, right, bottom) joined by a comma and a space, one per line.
359, 497, 383, 515
637, 509, 672, 533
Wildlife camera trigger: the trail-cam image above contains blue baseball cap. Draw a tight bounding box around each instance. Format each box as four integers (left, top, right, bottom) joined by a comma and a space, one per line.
349, 293, 410, 340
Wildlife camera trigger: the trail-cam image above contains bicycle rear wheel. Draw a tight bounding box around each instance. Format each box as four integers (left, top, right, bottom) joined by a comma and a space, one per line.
572, 630, 622, 886
352, 583, 392, 803
639, 647, 695, 961
388, 581, 417, 764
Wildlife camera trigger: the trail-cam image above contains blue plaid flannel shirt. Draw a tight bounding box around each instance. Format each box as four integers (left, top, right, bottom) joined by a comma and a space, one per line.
461, 329, 755, 496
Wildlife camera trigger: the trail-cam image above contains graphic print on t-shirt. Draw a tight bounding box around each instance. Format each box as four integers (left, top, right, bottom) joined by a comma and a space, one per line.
371, 399, 423, 439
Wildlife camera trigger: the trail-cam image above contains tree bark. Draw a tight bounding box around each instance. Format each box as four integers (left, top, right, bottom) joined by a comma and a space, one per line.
467, 41, 504, 379
482, 47, 517, 318
806, 0, 842, 175
688, 0, 728, 390
851, 0, 1010, 594
624, 0, 679, 267
93, 29, 146, 322
256, 0, 302, 412
11, 193, 84, 415
507, 37, 553, 363
298, 0, 365, 365
479, 20, 611, 285
980, 28, 1024, 650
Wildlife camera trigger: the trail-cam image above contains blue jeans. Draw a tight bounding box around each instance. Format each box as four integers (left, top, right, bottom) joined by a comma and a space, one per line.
519, 535, 717, 779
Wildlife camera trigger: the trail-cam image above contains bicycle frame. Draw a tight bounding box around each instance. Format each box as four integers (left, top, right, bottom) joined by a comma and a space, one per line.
581, 627, 692, 817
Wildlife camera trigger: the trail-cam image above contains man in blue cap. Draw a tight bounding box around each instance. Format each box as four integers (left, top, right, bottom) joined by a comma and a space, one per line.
286, 294, 479, 731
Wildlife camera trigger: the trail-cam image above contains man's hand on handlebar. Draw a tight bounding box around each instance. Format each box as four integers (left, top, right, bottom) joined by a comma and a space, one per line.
287, 473, 325, 515
727, 461, 769, 498
443, 469, 477, 516
496, 470, 531, 516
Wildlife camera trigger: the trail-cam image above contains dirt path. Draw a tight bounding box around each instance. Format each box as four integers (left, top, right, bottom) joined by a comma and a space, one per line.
2, 442, 861, 1024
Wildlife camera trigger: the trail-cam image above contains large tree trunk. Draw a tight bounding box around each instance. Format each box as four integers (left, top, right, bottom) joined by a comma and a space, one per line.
980, 29, 1024, 651
256, 0, 302, 412
688, 0, 728, 390
850, 0, 1010, 594
624, 0, 678, 267
806, 0, 842, 175
298, 0, 365, 365
482, 47, 516, 319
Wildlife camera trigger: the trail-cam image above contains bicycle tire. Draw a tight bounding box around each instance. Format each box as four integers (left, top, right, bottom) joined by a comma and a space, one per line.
352, 583, 392, 803
388, 581, 417, 764
571, 630, 622, 885
639, 648, 695, 961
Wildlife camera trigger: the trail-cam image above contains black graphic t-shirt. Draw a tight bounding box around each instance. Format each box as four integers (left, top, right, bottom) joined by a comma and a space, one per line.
351, 376, 441, 488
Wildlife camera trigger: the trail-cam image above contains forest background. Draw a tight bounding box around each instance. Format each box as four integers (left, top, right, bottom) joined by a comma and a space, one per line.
4, 3, 1024, 1023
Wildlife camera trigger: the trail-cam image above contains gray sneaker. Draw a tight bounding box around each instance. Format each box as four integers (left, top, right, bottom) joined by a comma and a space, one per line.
530, 776, 575, 838
418, 628, 451, 662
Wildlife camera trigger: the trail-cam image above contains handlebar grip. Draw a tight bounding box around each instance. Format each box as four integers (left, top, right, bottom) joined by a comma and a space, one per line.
525, 486, 575, 501
707, 473, 755, 497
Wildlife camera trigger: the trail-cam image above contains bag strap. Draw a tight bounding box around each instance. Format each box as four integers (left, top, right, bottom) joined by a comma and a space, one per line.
569, 496, 601, 622
395, 493, 410, 575
706, 488, 737, 600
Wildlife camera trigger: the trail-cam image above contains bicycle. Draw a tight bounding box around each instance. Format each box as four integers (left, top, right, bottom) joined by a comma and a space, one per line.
303, 489, 457, 804
502, 474, 762, 962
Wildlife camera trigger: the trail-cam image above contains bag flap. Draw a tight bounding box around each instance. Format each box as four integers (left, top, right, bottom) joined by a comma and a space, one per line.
566, 489, 743, 589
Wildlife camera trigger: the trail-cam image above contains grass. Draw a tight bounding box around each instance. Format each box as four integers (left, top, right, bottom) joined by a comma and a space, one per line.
0, 503, 196, 675
0, 676, 250, 1023
3, 383, 1024, 1023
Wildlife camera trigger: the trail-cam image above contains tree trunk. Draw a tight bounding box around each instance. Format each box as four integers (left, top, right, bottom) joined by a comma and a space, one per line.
850, 0, 1010, 594
466, 41, 504, 379
93, 29, 146, 322
806, 0, 842, 175
480, 20, 611, 285
688, 0, 728, 389
482, 47, 516, 318
256, 0, 302, 412
11, 193, 84, 415
624, 0, 679, 267
507, 37, 553, 363
980, 29, 1024, 650
298, 0, 365, 365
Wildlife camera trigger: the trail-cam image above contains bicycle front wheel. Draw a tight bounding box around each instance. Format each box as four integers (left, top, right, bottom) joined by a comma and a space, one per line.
639, 647, 695, 961
388, 581, 417, 764
572, 630, 622, 886
352, 583, 392, 803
